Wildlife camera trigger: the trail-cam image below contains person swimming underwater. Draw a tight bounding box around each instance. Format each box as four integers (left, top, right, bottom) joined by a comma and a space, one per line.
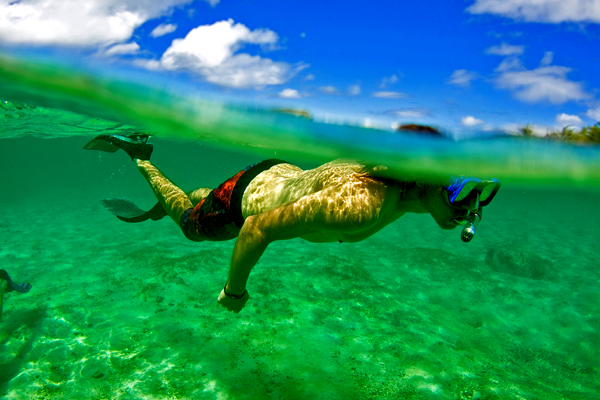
84, 134, 499, 313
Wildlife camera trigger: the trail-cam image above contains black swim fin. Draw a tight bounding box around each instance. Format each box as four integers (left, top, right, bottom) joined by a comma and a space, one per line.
82, 136, 120, 153
101, 198, 167, 223
83, 134, 153, 160
0, 270, 32, 294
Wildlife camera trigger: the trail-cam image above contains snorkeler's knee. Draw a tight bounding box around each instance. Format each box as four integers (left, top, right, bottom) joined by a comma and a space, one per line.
239, 215, 271, 245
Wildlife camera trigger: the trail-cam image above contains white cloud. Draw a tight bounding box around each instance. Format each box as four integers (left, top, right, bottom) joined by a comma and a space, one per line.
363, 118, 375, 128
372, 91, 407, 99
0, 0, 205, 47
388, 108, 429, 119
135, 59, 161, 70
485, 42, 524, 56
161, 19, 277, 69
447, 69, 479, 87
379, 74, 399, 89
495, 65, 590, 104
495, 56, 523, 72
348, 85, 361, 96
467, 0, 600, 23
150, 19, 300, 88
461, 116, 485, 126
556, 113, 583, 126
487, 45, 590, 104
392, 109, 429, 119
102, 42, 140, 56
586, 106, 600, 120
540, 51, 553, 66
150, 23, 177, 38
320, 86, 338, 94
278, 88, 301, 99
304, 74, 315, 81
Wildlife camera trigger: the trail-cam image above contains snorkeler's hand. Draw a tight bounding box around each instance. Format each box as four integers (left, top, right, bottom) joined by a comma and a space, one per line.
218, 289, 249, 313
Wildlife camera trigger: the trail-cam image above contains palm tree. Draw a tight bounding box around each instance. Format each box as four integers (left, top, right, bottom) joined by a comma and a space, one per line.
519, 125, 534, 137
579, 125, 600, 143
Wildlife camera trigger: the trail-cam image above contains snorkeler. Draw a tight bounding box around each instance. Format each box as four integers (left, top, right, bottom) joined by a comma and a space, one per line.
84, 134, 500, 313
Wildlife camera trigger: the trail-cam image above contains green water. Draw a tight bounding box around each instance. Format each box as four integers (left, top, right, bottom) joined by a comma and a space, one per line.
1, 56, 599, 399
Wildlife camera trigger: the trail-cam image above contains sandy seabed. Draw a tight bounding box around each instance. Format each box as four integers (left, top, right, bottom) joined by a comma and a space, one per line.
1, 137, 599, 399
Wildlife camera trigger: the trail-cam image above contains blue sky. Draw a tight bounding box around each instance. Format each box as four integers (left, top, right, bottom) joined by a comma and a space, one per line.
2, 0, 600, 136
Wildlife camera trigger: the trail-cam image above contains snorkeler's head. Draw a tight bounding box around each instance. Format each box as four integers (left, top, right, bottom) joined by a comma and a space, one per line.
420, 177, 500, 230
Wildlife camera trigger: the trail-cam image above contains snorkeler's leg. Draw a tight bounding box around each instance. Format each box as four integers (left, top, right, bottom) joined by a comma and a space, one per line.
136, 160, 193, 224
103, 187, 213, 224
187, 187, 213, 206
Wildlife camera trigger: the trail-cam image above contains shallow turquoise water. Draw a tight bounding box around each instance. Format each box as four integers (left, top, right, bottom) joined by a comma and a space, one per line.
1, 56, 599, 399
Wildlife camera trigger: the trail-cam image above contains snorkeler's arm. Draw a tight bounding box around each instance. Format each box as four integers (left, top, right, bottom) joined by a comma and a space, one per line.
217, 190, 324, 313
217, 215, 268, 313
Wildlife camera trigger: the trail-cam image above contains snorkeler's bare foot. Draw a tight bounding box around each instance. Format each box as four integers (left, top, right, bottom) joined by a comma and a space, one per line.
83, 134, 153, 160
217, 288, 249, 313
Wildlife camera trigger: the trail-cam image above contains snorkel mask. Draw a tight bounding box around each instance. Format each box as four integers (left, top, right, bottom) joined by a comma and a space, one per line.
444, 177, 500, 242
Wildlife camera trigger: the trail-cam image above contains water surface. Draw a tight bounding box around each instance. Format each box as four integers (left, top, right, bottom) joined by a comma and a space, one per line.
1, 56, 599, 399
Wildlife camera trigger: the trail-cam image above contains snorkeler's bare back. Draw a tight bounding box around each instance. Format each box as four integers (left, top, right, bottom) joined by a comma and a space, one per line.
240, 160, 405, 243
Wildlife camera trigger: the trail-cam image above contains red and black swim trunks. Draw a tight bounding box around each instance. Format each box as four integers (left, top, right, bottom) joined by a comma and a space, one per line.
180, 159, 287, 242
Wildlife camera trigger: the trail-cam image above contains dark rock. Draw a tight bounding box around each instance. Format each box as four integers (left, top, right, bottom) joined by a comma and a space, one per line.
485, 247, 556, 280
91, 371, 104, 379
273, 108, 312, 119
397, 124, 446, 138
